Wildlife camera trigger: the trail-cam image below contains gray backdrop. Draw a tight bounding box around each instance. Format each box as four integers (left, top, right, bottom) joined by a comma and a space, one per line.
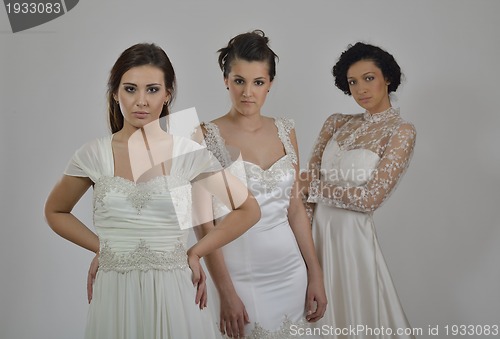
1, 1, 499, 338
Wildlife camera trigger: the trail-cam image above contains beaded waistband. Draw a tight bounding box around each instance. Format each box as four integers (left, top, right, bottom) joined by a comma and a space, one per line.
98, 239, 188, 273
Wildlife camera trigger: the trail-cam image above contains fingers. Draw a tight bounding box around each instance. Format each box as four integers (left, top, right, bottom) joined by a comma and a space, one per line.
306, 296, 327, 323
220, 312, 246, 338
195, 273, 207, 309
87, 255, 99, 304
243, 308, 250, 324
86, 271, 93, 304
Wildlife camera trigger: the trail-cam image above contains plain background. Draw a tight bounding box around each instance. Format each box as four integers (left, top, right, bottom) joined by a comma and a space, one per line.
1, 1, 499, 338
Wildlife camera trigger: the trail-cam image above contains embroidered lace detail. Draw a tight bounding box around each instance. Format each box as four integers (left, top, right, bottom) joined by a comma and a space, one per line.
93, 175, 189, 215
98, 240, 188, 273
363, 106, 400, 123
244, 316, 309, 339
202, 122, 232, 168
275, 117, 297, 165
202, 117, 297, 192
306, 107, 416, 213
245, 156, 295, 192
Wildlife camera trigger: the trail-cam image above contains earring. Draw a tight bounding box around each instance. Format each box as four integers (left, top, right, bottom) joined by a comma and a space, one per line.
115, 100, 119, 105
163, 101, 168, 106
267, 90, 270, 93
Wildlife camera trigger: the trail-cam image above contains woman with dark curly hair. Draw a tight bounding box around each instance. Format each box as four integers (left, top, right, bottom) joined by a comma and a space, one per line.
301, 42, 416, 338
197, 30, 327, 338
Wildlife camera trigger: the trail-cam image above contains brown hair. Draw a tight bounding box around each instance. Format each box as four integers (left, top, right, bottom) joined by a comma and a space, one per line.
107, 43, 176, 133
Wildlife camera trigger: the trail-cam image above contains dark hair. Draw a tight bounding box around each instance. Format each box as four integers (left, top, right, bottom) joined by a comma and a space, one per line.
218, 29, 279, 81
107, 43, 176, 133
332, 42, 402, 96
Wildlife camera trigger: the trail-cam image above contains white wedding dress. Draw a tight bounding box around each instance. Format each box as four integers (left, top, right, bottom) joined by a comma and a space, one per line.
203, 117, 316, 339
307, 108, 416, 339
64, 134, 220, 339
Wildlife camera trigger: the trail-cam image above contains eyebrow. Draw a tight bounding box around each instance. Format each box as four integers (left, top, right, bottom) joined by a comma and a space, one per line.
347, 72, 375, 79
122, 82, 163, 87
233, 75, 267, 80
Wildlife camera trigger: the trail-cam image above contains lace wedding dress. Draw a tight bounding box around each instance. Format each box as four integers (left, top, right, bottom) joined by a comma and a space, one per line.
307, 107, 416, 339
64, 134, 220, 339
203, 117, 316, 339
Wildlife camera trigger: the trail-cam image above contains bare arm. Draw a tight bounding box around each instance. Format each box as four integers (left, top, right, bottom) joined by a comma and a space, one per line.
287, 128, 327, 322
45, 175, 98, 253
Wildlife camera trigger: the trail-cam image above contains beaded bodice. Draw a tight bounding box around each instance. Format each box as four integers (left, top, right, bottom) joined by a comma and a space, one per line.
64, 134, 219, 272
202, 117, 297, 228
307, 107, 416, 213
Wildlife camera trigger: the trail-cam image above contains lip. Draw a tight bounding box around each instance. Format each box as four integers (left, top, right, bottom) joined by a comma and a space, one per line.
241, 100, 254, 104
133, 111, 149, 118
358, 97, 371, 103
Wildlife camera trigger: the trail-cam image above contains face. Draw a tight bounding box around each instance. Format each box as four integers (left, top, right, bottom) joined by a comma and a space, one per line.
224, 59, 272, 117
347, 60, 391, 114
114, 65, 170, 132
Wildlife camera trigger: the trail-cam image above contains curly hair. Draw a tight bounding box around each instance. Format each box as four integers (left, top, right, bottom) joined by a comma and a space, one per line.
332, 42, 402, 96
218, 29, 279, 81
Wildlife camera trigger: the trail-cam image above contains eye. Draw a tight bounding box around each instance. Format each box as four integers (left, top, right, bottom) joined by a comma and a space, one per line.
348, 80, 356, 86
147, 86, 160, 93
124, 86, 136, 93
234, 78, 244, 85
365, 76, 375, 81
255, 80, 265, 86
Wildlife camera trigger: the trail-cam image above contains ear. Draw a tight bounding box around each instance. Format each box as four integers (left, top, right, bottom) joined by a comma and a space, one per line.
224, 77, 229, 89
113, 93, 118, 102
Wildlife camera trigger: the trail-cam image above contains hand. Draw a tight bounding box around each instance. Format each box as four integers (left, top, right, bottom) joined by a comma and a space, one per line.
219, 291, 250, 338
87, 253, 99, 304
305, 273, 327, 322
187, 251, 208, 310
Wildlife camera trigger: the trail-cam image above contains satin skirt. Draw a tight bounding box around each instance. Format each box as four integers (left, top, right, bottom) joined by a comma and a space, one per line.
312, 204, 414, 339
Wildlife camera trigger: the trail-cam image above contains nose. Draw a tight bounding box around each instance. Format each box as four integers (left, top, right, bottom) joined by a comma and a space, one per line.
136, 90, 148, 106
356, 84, 367, 95
242, 84, 252, 97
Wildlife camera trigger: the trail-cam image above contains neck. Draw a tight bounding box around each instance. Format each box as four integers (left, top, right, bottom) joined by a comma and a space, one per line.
115, 120, 165, 142
227, 108, 264, 132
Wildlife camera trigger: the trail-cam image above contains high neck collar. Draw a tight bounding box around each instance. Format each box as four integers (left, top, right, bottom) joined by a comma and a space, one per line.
363, 107, 400, 123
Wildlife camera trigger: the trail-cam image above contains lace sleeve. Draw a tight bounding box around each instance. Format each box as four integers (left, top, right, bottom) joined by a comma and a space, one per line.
302, 114, 351, 222
307, 114, 351, 173
308, 122, 416, 212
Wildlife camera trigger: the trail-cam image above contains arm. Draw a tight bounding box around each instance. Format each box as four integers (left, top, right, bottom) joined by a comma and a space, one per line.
308, 122, 416, 212
288, 129, 327, 322
45, 175, 100, 304
300, 114, 350, 222
188, 168, 260, 259
45, 175, 98, 253
193, 217, 250, 338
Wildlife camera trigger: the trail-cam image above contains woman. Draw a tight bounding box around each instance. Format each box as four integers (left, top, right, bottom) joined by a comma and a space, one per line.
301, 42, 416, 338
198, 30, 327, 338
44, 43, 260, 339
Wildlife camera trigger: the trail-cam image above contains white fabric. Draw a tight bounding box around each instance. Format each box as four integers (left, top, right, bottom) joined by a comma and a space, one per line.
311, 110, 415, 338
65, 134, 220, 339
204, 118, 317, 339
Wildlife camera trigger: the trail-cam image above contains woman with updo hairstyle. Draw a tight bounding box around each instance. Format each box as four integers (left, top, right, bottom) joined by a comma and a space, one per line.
45, 42, 260, 339
301, 42, 416, 338
196, 30, 327, 338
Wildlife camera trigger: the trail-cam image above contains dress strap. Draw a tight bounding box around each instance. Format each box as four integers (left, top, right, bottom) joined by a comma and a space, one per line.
274, 117, 297, 165
201, 122, 232, 168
